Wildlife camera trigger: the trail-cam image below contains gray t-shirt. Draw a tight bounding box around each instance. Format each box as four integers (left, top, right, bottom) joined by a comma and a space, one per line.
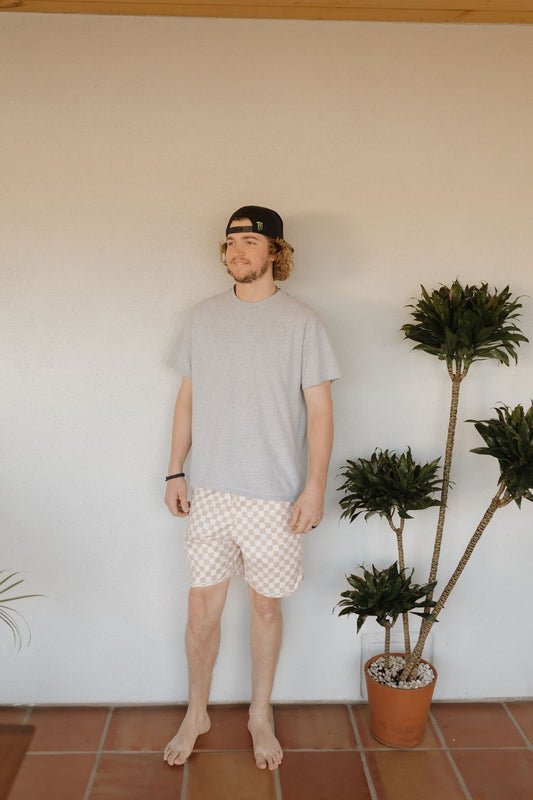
170, 287, 340, 502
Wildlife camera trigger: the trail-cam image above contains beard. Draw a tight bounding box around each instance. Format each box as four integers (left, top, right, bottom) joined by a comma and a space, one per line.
226, 256, 271, 284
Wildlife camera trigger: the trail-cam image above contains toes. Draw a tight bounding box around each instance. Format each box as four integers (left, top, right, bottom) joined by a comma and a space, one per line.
256, 751, 282, 771
164, 748, 186, 767
174, 750, 188, 765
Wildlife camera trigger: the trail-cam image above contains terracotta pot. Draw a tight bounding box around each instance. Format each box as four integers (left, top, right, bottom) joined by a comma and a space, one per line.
364, 653, 437, 748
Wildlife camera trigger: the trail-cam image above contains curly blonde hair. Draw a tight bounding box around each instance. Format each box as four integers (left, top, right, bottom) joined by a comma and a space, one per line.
219, 238, 294, 282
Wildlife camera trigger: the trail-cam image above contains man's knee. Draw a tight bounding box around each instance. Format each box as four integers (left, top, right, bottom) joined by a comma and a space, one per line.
187, 582, 228, 633
249, 590, 282, 623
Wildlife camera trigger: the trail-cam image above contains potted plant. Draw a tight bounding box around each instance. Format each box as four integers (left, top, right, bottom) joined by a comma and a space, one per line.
337, 448, 444, 746
337, 280, 532, 746
336, 562, 437, 747
0, 570, 40, 650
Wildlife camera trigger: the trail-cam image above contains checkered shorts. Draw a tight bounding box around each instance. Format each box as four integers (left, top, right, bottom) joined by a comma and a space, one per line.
185, 488, 304, 598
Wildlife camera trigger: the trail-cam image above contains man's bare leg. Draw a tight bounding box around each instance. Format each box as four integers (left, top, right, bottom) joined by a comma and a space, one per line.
164, 579, 230, 766
247, 586, 284, 771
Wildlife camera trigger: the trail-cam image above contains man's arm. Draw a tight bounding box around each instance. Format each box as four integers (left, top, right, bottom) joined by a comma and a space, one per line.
290, 380, 334, 534
164, 376, 193, 517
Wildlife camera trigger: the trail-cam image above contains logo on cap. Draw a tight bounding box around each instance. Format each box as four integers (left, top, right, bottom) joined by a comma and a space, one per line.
256, 221, 263, 232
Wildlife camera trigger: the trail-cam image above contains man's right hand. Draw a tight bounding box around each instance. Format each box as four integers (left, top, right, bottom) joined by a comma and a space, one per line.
165, 476, 190, 517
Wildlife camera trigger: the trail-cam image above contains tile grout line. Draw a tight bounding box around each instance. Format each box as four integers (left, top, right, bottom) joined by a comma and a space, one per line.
23, 743, 532, 756
281, 744, 531, 752
271, 705, 283, 800
347, 704, 378, 800
428, 709, 472, 800
83, 705, 114, 800
180, 760, 189, 800
502, 702, 533, 751
23, 751, 101, 756
273, 767, 282, 800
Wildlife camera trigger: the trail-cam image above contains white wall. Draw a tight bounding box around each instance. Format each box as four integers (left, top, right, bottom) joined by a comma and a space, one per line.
2, 15, 533, 704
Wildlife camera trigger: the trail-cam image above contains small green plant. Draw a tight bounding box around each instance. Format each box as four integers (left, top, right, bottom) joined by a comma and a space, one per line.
470, 403, 533, 506
338, 449, 443, 657
335, 562, 436, 669
0, 571, 41, 651
338, 449, 443, 524
402, 281, 526, 371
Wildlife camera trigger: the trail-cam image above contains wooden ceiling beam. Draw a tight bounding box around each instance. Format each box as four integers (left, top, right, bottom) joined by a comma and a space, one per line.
2, 0, 533, 22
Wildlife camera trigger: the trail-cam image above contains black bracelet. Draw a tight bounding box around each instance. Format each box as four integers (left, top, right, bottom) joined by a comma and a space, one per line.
165, 472, 185, 482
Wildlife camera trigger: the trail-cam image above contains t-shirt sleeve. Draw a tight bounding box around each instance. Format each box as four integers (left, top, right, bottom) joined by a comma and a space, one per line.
301, 313, 341, 390
168, 313, 193, 377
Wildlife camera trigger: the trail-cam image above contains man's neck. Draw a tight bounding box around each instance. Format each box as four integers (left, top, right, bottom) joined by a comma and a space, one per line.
234, 275, 278, 303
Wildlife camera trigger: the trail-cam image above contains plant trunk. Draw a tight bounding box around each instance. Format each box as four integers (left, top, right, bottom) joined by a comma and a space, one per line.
389, 518, 411, 658
401, 614, 411, 660
402, 482, 510, 681
425, 368, 467, 614
384, 624, 391, 669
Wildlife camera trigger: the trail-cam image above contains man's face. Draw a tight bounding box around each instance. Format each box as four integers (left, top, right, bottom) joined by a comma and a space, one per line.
225, 219, 274, 284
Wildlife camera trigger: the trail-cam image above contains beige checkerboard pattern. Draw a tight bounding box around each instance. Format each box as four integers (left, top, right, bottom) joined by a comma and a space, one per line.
185, 488, 304, 598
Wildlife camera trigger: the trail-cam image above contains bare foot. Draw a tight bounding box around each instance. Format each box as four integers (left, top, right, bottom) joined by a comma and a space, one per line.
248, 714, 283, 771
164, 710, 211, 766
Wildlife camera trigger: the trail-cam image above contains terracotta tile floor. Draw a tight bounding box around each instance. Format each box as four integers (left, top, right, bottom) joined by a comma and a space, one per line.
2, 701, 533, 799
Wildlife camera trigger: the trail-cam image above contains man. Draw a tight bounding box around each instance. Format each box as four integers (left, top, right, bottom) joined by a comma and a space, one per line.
163, 206, 339, 771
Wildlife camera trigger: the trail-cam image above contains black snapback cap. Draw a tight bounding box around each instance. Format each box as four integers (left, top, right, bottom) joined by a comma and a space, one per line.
226, 206, 284, 241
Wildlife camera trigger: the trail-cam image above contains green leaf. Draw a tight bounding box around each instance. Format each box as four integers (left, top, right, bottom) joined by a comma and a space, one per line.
0, 570, 41, 650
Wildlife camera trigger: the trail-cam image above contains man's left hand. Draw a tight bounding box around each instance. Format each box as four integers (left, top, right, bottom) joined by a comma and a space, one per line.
290, 485, 324, 534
